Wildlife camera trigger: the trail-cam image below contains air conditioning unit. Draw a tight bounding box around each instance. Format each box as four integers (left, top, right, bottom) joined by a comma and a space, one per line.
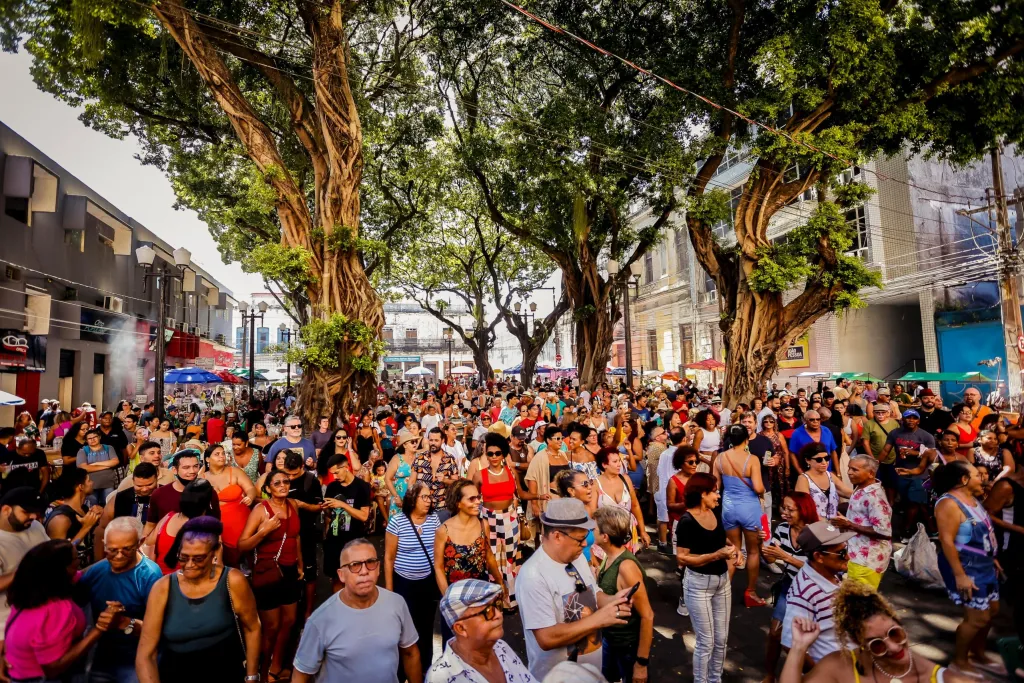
197, 327, 208, 338
4, 266, 22, 282
215, 334, 226, 344
102, 296, 124, 313
164, 317, 176, 329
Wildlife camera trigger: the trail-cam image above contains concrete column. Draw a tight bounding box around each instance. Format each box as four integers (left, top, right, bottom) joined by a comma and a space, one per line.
813, 314, 840, 373
918, 289, 941, 392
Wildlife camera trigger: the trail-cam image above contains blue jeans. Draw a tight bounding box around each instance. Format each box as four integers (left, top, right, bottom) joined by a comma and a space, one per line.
89, 662, 139, 683
602, 640, 638, 683
684, 569, 731, 683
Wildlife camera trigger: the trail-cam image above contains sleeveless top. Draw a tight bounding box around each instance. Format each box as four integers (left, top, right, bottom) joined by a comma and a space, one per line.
597, 550, 645, 647
481, 466, 516, 504
596, 475, 632, 512
113, 489, 151, 525
153, 513, 179, 575
848, 650, 943, 683
46, 504, 93, 568
236, 448, 260, 484
668, 474, 688, 522
442, 523, 489, 583
803, 472, 839, 519
955, 423, 977, 457
389, 455, 414, 517
720, 452, 760, 508
256, 500, 300, 566
161, 567, 236, 653
937, 493, 996, 558
699, 428, 721, 453
216, 481, 249, 549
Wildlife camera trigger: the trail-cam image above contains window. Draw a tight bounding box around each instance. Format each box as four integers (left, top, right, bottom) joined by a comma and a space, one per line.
382, 328, 394, 341
675, 229, 689, 276
235, 327, 246, 352
277, 327, 288, 344
845, 206, 870, 260
713, 187, 744, 238
405, 329, 418, 339
647, 329, 659, 371
256, 327, 270, 353
93, 354, 106, 375
644, 251, 654, 283
837, 166, 862, 185
680, 325, 694, 365
658, 243, 668, 277
714, 147, 746, 176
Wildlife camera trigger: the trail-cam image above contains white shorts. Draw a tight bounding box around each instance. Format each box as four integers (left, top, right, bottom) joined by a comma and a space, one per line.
655, 492, 669, 523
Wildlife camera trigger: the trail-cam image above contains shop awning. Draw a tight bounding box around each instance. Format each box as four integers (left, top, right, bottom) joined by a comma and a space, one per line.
896, 372, 996, 383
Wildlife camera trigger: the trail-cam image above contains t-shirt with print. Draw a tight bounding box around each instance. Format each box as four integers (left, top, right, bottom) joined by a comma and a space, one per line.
0, 521, 49, 638
293, 589, 417, 683
0, 449, 48, 495
323, 478, 371, 573
846, 482, 892, 573
517, 545, 602, 680
884, 427, 935, 470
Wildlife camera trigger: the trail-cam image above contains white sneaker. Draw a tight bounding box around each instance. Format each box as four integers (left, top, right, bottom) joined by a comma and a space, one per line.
766, 561, 783, 575
677, 598, 689, 617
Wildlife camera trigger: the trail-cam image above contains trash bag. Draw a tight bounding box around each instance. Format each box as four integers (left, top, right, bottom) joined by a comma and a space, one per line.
893, 523, 944, 589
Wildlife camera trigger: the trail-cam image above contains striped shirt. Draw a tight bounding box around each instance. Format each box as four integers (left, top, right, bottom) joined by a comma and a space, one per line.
385, 512, 440, 580
781, 564, 841, 662
770, 522, 805, 579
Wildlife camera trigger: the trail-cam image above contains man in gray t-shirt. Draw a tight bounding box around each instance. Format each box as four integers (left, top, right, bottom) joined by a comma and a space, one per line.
293, 539, 420, 683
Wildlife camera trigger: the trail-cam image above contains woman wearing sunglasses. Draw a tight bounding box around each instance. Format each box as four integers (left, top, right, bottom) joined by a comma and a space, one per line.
795, 443, 852, 521
782, 581, 961, 683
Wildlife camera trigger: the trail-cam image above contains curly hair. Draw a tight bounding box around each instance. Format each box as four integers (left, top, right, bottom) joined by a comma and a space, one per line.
832, 580, 900, 650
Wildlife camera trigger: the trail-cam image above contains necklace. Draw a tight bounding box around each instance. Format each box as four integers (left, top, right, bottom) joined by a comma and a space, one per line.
872, 649, 914, 683
487, 465, 505, 476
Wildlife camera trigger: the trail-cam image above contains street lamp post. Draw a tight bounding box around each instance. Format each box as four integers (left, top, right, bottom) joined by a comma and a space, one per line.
442, 327, 454, 377
136, 245, 191, 418
279, 324, 293, 390
606, 259, 643, 388
513, 301, 538, 334
238, 301, 268, 399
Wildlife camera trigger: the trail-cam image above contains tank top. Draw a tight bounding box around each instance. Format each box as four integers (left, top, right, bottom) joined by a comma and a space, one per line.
803, 472, 839, 519
256, 500, 300, 566
597, 550, 644, 647
236, 448, 260, 484
1001, 478, 1024, 558
161, 567, 236, 653
47, 504, 93, 567
955, 423, 977, 457
668, 474, 688, 522
481, 465, 516, 504
442, 524, 489, 583
153, 513, 179, 575
596, 475, 633, 512
699, 427, 721, 453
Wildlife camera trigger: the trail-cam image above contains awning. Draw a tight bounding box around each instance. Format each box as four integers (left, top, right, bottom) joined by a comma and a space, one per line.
897, 372, 996, 383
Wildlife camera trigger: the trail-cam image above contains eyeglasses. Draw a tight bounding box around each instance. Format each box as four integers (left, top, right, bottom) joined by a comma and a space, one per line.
683, 459, 698, 466
572, 479, 594, 489
805, 418, 820, 422
456, 600, 501, 623
866, 626, 908, 656
286, 424, 302, 430
335, 435, 347, 441
177, 552, 211, 567
340, 558, 381, 573
819, 546, 848, 559
809, 456, 830, 463
486, 450, 504, 457
565, 563, 588, 593
106, 544, 139, 556
270, 480, 291, 488
462, 495, 482, 503
557, 530, 589, 548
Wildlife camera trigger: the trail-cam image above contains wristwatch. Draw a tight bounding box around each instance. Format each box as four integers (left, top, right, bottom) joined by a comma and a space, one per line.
123, 618, 136, 635
636, 656, 650, 667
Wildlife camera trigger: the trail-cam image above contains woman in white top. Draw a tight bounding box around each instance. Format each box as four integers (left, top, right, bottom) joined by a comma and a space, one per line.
441, 422, 468, 473
594, 450, 650, 551
691, 409, 721, 473
794, 442, 852, 519
584, 408, 609, 434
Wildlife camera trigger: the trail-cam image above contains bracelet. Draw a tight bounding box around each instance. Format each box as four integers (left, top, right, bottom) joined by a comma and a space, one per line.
636, 656, 650, 667
244, 676, 260, 682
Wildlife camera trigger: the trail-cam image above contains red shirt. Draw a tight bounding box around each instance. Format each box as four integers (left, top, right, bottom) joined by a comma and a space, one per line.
206, 417, 225, 444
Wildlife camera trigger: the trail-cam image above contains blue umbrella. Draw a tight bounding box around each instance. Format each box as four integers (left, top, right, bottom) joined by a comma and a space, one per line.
150, 367, 224, 384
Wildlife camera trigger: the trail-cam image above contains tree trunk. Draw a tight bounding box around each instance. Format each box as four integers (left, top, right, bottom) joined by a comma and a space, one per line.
563, 263, 618, 390
520, 345, 542, 388
470, 342, 494, 383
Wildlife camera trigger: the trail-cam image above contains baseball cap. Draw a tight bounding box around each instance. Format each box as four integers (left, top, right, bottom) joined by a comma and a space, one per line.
0, 487, 47, 513
902, 409, 921, 419
439, 579, 502, 627
797, 521, 855, 555
539, 497, 596, 530
511, 426, 527, 440
919, 389, 936, 397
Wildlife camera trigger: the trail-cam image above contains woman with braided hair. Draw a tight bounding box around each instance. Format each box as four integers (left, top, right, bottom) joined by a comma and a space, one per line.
780, 581, 970, 683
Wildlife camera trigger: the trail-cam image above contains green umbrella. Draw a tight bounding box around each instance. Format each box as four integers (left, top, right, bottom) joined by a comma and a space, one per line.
231, 368, 268, 381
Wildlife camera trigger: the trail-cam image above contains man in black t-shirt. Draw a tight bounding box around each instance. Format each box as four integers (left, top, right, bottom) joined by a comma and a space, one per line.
97, 412, 128, 462
916, 389, 953, 437
283, 451, 324, 617
243, 403, 266, 433
0, 438, 50, 495
321, 453, 371, 589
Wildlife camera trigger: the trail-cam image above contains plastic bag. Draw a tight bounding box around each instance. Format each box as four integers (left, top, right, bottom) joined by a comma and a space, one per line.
893, 523, 944, 589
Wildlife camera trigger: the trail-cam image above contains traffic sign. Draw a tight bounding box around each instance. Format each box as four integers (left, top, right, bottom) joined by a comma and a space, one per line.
555, 354, 562, 367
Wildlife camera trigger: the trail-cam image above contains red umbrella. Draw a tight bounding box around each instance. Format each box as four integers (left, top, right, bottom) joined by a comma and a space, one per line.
215, 369, 242, 384
685, 358, 726, 371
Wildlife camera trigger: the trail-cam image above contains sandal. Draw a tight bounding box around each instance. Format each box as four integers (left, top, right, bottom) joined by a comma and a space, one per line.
744, 589, 767, 607
268, 668, 292, 682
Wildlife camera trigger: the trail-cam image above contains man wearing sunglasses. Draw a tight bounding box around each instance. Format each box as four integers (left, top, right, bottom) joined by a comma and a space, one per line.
787, 410, 840, 474
293, 538, 422, 683
265, 416, 316, 467
781, 521, 855, 664
426, 579, 534, 682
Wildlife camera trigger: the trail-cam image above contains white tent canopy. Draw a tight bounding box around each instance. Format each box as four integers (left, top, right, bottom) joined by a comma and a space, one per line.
404, 365, 434, 376
0, 390, 25, 406
449, 366, 477, 375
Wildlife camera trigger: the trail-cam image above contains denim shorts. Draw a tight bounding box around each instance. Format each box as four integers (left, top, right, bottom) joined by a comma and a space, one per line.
771, 575, 792, 622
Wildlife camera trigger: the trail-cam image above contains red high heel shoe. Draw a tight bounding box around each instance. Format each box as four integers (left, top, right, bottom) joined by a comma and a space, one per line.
744, 590, 767, 607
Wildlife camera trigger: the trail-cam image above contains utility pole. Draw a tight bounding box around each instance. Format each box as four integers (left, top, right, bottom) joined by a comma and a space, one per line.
992, 145, 1023, 399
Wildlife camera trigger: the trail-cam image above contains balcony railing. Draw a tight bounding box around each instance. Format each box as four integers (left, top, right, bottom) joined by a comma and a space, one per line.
385, 338, 471, 352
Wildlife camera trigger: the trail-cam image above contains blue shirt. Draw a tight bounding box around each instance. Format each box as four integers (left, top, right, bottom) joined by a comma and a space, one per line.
77, 557, 162, 668
385, 512, 440, 580
787, 425, 838, 457
264, 437, 317, 464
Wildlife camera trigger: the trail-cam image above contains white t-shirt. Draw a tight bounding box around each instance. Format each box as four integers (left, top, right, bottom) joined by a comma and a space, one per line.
517, 545, 603, 680
655, 446, 679, 505
421, 413, 441, 434
0, 521, 50, 638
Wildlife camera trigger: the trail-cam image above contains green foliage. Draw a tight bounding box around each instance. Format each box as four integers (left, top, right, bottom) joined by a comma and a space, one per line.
573, 305, 597, 322
241, 244, 314, 293
288, 314, 386, 373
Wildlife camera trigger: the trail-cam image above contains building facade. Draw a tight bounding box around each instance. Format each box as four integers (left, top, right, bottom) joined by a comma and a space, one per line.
628, 147, 1020, 396
0, 121, 236, 424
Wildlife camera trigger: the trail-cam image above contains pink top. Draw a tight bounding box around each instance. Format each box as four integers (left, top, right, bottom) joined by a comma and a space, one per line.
5, 599, 86, 679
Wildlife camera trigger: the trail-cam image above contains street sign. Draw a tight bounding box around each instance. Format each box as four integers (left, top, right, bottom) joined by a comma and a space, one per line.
1017, 334, 1024, 354
555, 354, 562, 367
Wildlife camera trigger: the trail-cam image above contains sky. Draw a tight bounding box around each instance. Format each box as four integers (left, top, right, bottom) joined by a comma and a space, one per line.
0, 49, 266, 299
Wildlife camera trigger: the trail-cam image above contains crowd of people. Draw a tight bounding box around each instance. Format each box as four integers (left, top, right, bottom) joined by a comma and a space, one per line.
0, 375, 1019, 682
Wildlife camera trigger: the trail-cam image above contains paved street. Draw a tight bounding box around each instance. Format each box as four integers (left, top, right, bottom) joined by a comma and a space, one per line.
341, 533, 1015, 682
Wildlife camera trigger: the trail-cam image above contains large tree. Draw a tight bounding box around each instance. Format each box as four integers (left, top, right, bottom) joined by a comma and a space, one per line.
4, 0, 440, 421
430, 0, 1024, 402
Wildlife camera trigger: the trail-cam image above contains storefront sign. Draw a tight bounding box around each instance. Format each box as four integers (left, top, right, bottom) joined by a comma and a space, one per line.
0, 329, 46, 371
383, 355, 420, 363
80, 309, 129, 343
779, 333, 811, 369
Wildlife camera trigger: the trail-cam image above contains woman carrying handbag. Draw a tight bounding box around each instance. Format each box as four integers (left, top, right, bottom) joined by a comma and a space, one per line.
237, 469, 302, 682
